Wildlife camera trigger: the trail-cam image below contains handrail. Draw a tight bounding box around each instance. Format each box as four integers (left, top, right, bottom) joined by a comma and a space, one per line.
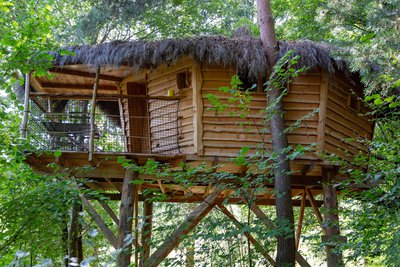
29, 92, 183, 101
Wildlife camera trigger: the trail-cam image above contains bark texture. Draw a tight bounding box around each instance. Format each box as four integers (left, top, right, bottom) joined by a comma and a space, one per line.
256, 0, 296, 265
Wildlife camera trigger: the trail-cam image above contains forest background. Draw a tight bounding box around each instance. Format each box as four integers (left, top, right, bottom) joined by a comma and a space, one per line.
0, 0, 399, 266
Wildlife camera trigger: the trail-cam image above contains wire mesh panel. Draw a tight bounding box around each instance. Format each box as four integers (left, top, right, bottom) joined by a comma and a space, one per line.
149, 99, 180, 154
27, 96, 181, 155
28, 97, 125, 152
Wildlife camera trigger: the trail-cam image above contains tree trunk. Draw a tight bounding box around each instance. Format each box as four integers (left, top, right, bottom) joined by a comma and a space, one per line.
256, 0, 296, 265
69, 198, 83, 264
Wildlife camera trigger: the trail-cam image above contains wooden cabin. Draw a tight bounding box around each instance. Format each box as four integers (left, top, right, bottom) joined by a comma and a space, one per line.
22, 36, 374, 266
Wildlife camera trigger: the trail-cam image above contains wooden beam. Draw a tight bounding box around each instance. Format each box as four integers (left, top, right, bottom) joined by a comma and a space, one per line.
242, 197, 311, 267
305, 188, 325, 233
322, 167, 343, 266
217, 204, 275, 266
134, 184, 139, 266
41, 82, 117, 91
88, 66, 100, 162
80, 195, 118, 248
100, 193, 323, 207
296, 190, 307, 250
49, 67, 123, 82
143, 188, 223, 267
141, 198, 153, 265
29, 92, 183, 101
117, 168, 136, 267
21, 73, 30, 138
98, 200, 119, 225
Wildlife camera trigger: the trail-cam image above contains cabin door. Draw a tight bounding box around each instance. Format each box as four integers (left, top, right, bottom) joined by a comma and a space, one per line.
125, 83, 150, 153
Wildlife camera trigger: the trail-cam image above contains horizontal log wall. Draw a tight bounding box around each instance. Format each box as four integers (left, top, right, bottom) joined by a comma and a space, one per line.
200, 64, 320, 159
324, 73, 373, 160
147, 58, 195, 154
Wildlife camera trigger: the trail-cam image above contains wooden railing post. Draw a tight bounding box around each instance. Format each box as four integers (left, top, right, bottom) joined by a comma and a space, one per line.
20, 73, 31, 138
89, 66, 100, 162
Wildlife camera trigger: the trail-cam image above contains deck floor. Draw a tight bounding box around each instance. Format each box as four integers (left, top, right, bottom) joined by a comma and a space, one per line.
25, 151, 353, 205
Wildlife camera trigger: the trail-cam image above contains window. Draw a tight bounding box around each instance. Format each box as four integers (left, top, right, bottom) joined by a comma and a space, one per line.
348, 93, 360, 112
237, 69, 265, 92
176, 71, 190, 89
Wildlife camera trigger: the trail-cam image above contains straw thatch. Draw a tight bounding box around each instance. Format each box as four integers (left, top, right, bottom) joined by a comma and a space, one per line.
50, 35, 349, 79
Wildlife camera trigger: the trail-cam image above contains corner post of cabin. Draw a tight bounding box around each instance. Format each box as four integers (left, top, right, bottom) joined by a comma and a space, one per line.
89, 66, 101, 162
20, 72, 31, 138
322, 166, 344, 266
140, 196, 153, 266
117, 167, 137, 267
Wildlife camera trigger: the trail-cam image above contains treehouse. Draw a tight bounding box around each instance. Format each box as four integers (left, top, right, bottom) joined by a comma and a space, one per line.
22, 35, 374, 266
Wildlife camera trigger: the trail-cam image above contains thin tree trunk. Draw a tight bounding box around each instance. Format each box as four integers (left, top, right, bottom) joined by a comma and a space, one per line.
256, 0, 296, 265
70, 198, 83, 264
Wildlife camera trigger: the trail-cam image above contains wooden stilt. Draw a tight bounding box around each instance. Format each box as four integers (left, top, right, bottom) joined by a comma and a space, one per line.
143, 188, 223, 267
217, 204, 276, 266
141, 197, 153, 266
295, 190, 307, 250
20, 73, 31, 138
88, 66, 100, 162
134, 185, 139, 266
322, 167, 343, 267
117, 168, 136, 267
242, 197, 311, 267
81, 195, 118, 248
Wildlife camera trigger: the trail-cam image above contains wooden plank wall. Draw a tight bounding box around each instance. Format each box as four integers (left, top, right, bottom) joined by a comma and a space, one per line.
324, 74, 373, 160
146, 58, 195, 154
200, 64, 320, 159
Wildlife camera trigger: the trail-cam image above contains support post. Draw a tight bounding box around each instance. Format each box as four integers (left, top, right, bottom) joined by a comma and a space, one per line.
117, 168, 136, 267
20, 73, 31, 138
295, 190, 307, 250
143, 188, 223, 267
89, 66, 100, 162
322, 167, 343, 266
140, 197, 153, 266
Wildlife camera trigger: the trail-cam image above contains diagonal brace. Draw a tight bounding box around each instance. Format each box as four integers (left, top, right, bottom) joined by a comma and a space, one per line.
143, 188, 224, 267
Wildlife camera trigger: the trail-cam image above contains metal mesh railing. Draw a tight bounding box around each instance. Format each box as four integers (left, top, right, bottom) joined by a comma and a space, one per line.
27, 96, 181, 154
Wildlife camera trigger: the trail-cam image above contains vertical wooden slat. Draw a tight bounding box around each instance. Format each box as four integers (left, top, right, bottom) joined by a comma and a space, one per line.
89, 66, 100, 162
192, 63, 204, 155
316, 71, 329, 153
20, 73, 31, 138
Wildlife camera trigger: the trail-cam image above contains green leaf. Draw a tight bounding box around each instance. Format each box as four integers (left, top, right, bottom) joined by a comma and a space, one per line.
53, 150, 62, 157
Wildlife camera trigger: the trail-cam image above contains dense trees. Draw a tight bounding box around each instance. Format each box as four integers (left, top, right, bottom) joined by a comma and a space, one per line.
0, 0, 398, 265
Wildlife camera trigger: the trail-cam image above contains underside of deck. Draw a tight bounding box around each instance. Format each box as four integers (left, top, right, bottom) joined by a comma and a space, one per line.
25, 150, 362, 207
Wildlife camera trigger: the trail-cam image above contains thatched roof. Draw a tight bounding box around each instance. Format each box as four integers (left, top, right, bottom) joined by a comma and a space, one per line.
50, 35, 349, 79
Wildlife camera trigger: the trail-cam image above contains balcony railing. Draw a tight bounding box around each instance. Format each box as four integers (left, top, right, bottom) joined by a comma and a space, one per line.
27, 95, 181, 155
